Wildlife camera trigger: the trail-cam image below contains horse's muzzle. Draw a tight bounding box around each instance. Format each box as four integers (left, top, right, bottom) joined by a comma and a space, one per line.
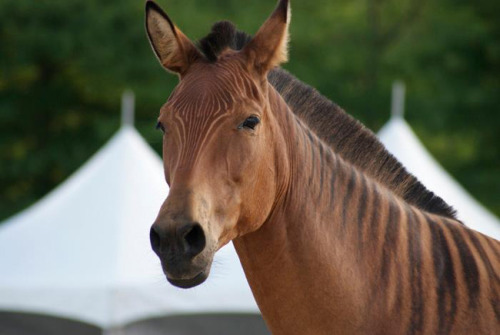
150, 221, 212, 288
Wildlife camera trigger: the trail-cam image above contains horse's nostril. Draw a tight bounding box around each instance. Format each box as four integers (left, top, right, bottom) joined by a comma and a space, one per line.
183, 223, 206, 257
150, 225, 161, 253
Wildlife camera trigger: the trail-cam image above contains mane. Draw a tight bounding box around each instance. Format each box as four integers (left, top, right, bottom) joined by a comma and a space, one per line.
197, 22, 457, 220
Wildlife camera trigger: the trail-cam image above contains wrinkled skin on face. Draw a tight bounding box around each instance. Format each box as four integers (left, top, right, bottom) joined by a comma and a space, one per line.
146, 0, 290, 288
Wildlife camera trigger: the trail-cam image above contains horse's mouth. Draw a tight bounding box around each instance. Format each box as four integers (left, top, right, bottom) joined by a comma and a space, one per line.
167, 271, 208, 289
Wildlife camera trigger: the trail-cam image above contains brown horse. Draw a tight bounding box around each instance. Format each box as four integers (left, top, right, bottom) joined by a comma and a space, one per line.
145, 0, 500, 334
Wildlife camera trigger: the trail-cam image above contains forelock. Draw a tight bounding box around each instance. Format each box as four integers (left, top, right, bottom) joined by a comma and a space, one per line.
197, 21, 252, 62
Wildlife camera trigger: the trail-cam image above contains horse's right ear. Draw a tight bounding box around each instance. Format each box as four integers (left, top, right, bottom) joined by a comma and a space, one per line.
145, 0, 201, 76
241, 0, 290, 77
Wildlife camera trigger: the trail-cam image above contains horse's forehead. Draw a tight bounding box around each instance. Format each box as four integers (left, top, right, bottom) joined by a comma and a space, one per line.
167, 62, 258, 115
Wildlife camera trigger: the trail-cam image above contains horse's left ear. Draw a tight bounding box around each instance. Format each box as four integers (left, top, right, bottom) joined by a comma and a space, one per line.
241, 0, 290, 76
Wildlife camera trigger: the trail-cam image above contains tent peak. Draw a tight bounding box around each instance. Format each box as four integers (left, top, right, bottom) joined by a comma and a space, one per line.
390, 81, 405, 119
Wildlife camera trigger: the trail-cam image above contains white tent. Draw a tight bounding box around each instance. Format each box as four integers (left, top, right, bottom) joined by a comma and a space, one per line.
0, 94, 262, 334
378, 82, 500, 240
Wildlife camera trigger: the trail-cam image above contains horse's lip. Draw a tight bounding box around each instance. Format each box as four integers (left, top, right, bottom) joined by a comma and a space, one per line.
167, 271, 208, 289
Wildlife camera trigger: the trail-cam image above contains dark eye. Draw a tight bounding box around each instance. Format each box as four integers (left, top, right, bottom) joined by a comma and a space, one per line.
156, 121, 165, 133
238, 116, 260, 130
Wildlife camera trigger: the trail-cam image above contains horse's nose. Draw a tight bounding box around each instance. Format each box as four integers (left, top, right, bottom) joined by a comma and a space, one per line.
150, 222, 206, 259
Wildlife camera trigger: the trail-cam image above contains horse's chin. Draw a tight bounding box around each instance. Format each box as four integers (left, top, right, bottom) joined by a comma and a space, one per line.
167, 270, 209, 289
158, 242, 215, 289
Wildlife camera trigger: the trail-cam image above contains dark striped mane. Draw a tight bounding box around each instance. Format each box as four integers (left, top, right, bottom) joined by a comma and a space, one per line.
197, 22, 457, 220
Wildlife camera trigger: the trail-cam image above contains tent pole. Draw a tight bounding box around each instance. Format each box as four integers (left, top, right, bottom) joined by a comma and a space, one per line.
391, 81, 405, 119
121, 89, 135, 128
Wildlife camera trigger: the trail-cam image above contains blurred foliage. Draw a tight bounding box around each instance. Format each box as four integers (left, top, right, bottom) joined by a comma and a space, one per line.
0, 0, 499, 221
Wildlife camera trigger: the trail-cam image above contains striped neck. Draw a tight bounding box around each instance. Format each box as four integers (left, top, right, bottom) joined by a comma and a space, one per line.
233, 84, 498, 334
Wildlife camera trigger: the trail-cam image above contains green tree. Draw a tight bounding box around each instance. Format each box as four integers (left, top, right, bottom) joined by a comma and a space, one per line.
1, 0, 499, 221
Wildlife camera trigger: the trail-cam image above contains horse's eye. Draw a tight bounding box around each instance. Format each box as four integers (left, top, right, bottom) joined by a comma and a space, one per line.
239, 116, 260, 130
156, 121, 165, 133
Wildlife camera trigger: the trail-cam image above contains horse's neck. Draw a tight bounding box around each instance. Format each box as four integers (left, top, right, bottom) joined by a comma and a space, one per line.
233, 89, 401, 333
234, 87, 500, 334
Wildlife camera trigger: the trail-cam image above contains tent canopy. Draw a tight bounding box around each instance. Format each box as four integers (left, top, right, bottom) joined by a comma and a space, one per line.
0, 125, 258, 328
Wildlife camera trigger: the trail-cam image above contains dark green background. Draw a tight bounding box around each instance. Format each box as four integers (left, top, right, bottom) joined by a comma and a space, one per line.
1, 0, 499, 221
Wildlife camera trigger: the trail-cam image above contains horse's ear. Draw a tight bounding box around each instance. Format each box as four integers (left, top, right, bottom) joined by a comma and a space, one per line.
241, 0, 290, 77
145, 0, 201, 75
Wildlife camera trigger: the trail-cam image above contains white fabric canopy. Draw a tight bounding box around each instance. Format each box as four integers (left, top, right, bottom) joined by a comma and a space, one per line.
378, 116, 500, 240
0, 126, 258, 328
